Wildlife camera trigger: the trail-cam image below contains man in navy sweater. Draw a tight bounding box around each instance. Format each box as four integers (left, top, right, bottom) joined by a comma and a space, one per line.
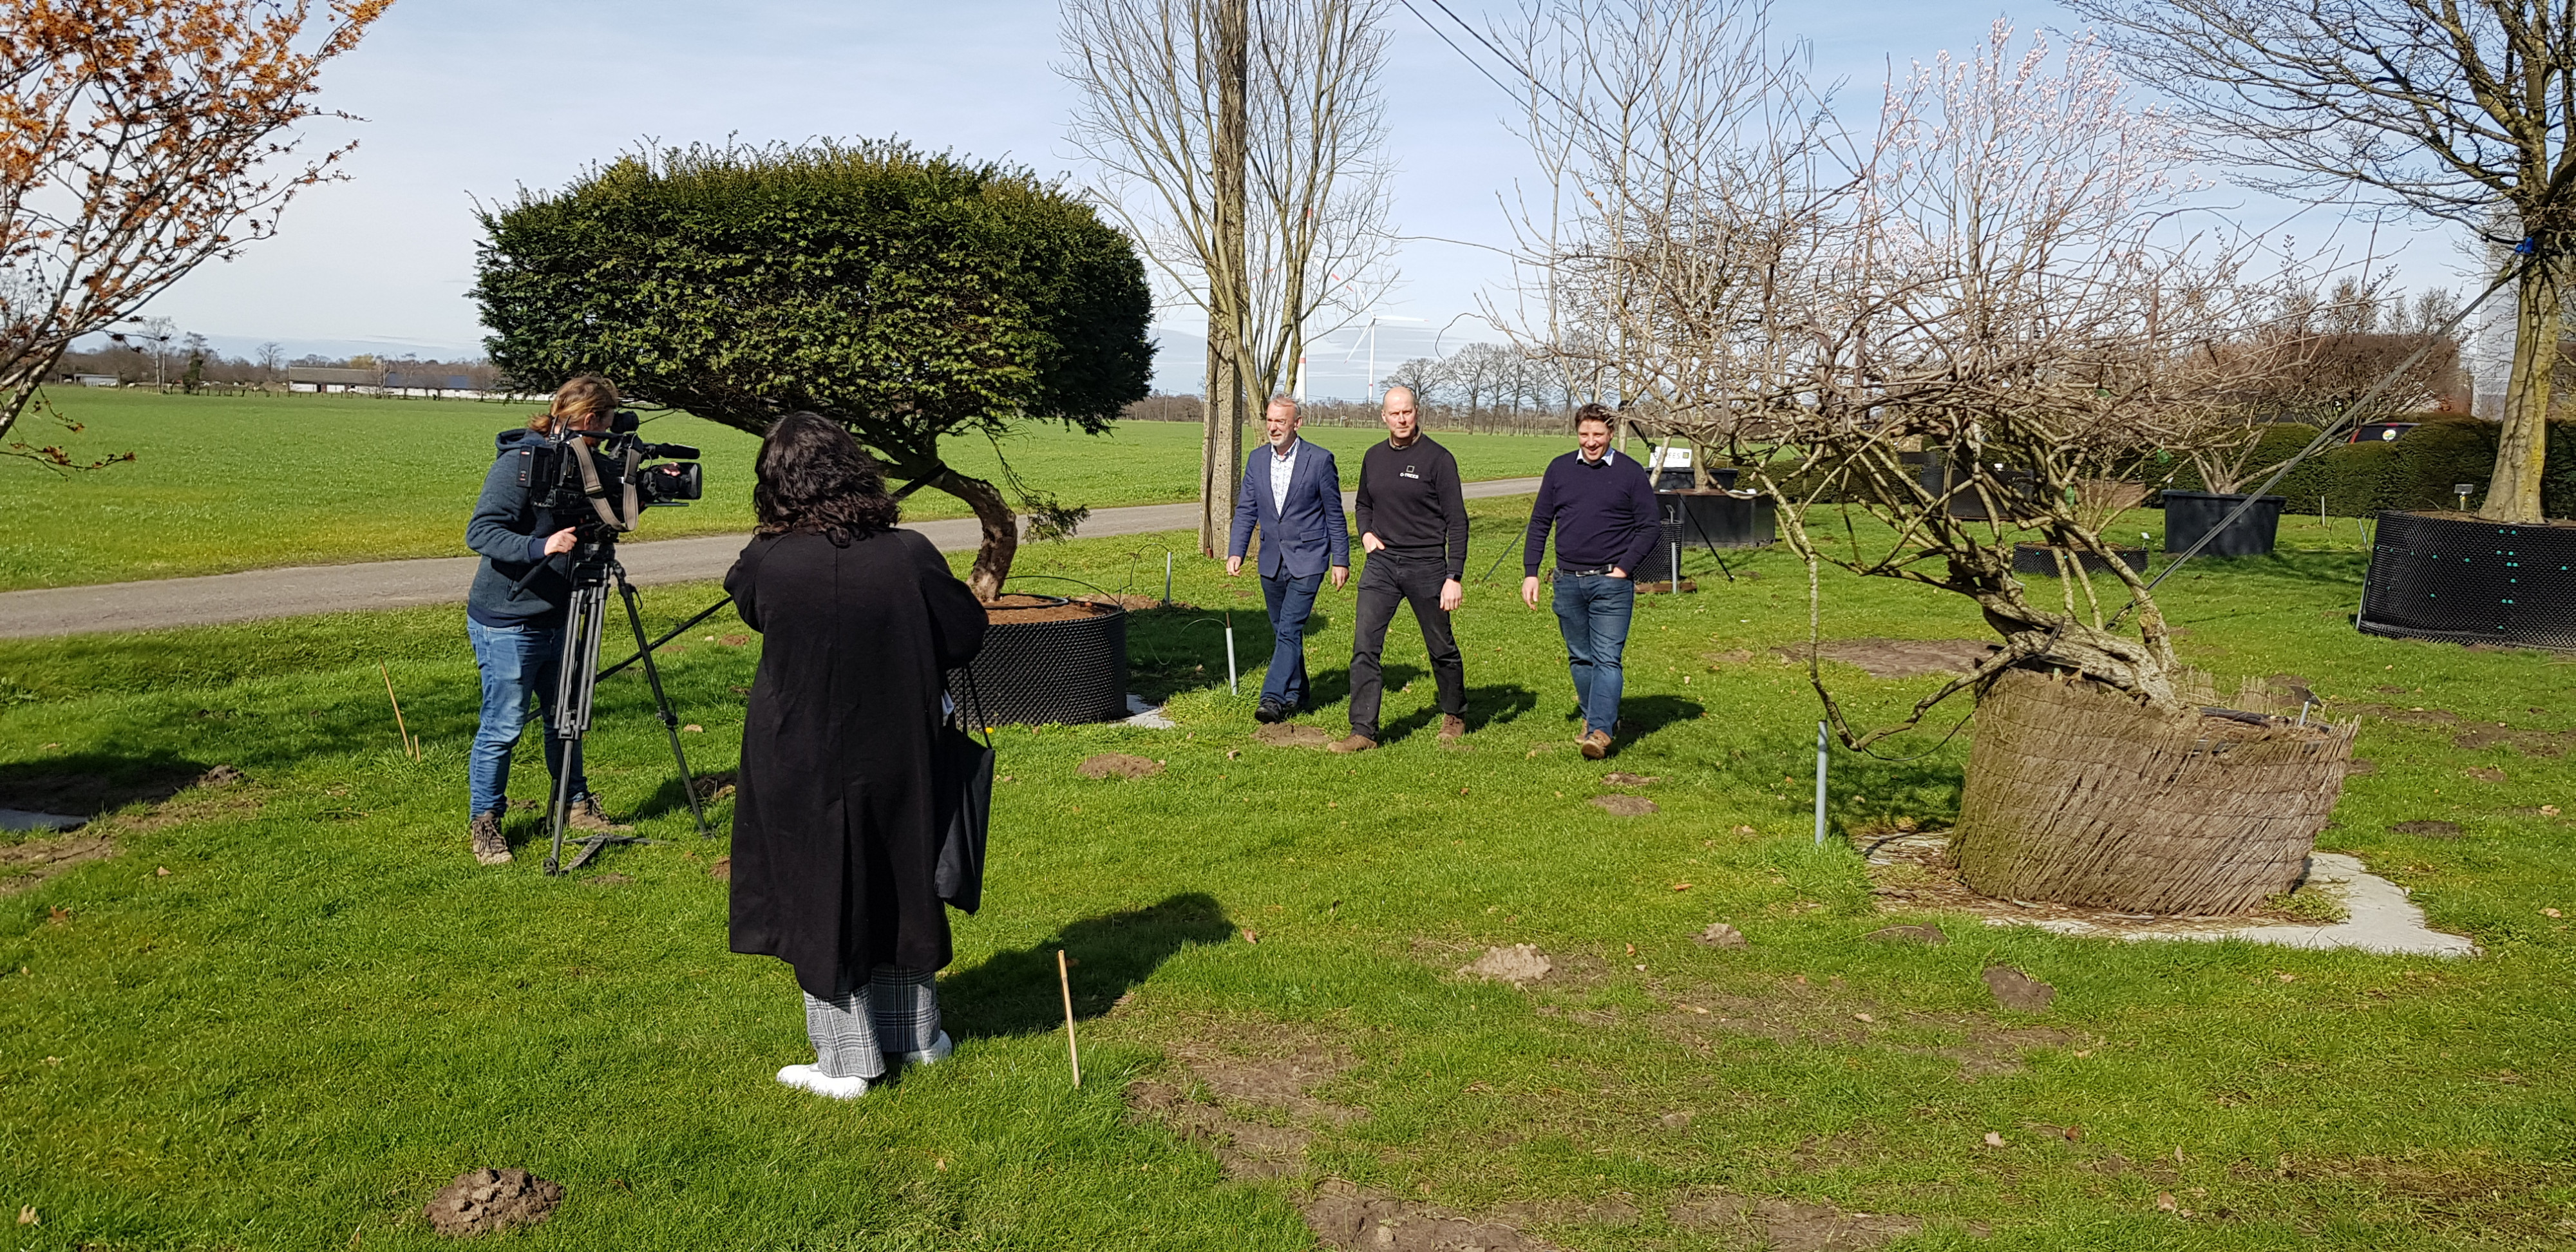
1227, 397, 1350, 721
1521, 404, 1661, 759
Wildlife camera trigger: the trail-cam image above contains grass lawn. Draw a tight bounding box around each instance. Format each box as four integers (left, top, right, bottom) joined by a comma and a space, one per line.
0, 389, 1569, 591
1, 503, 2572, 1249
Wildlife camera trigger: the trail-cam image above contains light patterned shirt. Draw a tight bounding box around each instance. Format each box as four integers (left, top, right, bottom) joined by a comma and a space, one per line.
1267, 438, 1301, 512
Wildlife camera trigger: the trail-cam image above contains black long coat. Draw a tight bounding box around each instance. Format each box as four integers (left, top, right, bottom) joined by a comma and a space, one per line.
724, 527, 986, 998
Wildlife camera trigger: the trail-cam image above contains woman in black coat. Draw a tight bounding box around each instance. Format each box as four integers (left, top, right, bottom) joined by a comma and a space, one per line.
724, 412, 987, 1100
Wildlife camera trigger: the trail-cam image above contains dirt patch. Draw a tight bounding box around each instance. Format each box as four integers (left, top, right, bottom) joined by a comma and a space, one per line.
0, 834, 115, 897
691, 771, 737, 802
422, 1168, 562, 1237
1079, 753, 1164, 780
1255, 723, 1338, 748
1128, 1035, 1361, 1181
1602, 772, 1660, 786
1589, 795, 1658, 817
2453, 725, 2575, 757
1461, 944, 1553, 985
1305, 1181, 1570, 1251
1668, 1191, 1924, 1251
2340, 702, 2462, 726
1983, 965, 2055, 1012
2389, 820, 2463, 840
983, 593, 1121, 625
1864, 925, 1947, 945
1695, 922, 1750, 949
708, 856, 732, 881
2466, 766, 2507, 782
1779, 638, 1998, 679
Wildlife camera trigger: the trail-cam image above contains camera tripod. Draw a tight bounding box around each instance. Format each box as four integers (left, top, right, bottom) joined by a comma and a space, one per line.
537, 547, 715, 875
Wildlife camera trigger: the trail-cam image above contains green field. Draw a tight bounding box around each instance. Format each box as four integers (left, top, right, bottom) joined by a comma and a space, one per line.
0, 389, 1567, 591
1, 504, 2570, 1249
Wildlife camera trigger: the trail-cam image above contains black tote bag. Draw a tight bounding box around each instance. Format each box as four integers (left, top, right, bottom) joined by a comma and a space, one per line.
932, 677, 996, 914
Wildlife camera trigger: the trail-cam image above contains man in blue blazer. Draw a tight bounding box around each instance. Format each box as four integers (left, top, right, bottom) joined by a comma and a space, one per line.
1227, 396, 1350, 721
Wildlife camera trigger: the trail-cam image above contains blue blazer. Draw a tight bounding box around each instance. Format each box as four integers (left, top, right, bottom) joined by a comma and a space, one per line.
1228, 438, 1350, 579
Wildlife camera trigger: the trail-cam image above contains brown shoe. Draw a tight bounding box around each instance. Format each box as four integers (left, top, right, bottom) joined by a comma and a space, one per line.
1329, 733, 1377, 754
566, 796, 632, 833
1437, 714, 1468, 742
1578, 729, 1613, 760
469, 812, 511, 866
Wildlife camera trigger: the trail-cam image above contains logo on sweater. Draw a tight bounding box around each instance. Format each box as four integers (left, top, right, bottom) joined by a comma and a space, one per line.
1401, 464, 1419, 479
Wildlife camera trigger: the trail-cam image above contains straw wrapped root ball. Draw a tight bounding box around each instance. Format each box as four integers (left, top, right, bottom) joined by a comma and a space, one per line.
1951, 667, 2357, 915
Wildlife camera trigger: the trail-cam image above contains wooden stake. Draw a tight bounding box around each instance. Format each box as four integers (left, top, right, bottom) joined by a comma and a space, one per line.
1057, 948, 1081, 1088
379, 663, 419, 760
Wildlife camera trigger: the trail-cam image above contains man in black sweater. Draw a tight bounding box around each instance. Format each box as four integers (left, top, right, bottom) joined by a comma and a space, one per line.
1522, 403, 1660, 759
1335, 385, 1469, 751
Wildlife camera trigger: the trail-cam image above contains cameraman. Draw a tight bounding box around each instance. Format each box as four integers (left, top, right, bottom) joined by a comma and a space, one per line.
460, 375, 630, 866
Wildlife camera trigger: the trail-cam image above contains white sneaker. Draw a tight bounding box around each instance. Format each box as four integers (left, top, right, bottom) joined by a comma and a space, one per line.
892, 1030, 954, 1067
775, 1063, 869, 1100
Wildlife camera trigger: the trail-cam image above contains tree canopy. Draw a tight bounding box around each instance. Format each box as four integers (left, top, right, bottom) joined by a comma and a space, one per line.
471, 140, 1155, 595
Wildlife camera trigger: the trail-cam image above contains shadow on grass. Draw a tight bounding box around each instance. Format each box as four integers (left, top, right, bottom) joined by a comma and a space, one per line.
1618, 693, 1707, 739
2159, 548, 2371, 590
0, 750, 211, 816
940, 892, 1235, 1038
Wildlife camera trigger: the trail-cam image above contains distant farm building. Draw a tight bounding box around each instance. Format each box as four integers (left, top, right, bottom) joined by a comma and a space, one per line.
288, 367, 378, 393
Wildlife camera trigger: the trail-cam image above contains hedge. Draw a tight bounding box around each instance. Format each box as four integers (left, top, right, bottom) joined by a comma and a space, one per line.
2158, 418, 2576, 520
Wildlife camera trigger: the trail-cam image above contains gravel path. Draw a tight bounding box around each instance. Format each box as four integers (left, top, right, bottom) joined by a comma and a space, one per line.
0, 478, 1544, 638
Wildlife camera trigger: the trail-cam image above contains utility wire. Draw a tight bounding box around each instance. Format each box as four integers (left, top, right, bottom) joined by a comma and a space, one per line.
1392, 0, 1529, 106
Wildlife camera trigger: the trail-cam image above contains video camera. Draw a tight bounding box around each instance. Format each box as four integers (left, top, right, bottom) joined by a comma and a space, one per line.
519, 409, 704, 542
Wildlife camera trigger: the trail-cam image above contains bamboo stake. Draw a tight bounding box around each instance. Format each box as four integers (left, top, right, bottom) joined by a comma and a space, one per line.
379, 663, 419, 760
1057, 949, 1082, 1087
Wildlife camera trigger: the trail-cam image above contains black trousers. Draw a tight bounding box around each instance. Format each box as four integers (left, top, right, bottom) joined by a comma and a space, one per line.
1347, 549, 1465, 738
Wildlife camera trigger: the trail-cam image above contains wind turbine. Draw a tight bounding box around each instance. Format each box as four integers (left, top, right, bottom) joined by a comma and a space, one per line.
1339, 314, 1422, 401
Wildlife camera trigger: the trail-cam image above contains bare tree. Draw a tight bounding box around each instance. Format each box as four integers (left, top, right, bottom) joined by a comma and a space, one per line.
1061, 0, 1398, 552
0, 0, 386, 460
255, 340, 285, 383
1488, 0, 1842, 480
2067, 0, 2576, 519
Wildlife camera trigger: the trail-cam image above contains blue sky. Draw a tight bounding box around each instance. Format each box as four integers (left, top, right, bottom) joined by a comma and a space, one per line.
121, 0, 2470, 399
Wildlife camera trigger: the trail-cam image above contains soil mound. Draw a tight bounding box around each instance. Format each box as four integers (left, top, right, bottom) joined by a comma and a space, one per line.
1254, 723, 1337, 748
1983, 965, 2055, 1012
1079, 754, 1164, 780
1864, 925, 1948, 945
1695, 922, 1750, 949
1460, 944, 1552, 984
982, 593, 1119, 624
423, 1168, 562, 1237
1589, 795, 1658, 816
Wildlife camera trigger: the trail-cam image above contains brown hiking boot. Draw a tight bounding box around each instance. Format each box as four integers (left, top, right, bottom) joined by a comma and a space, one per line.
1437, 714, 1468, 742
469, 812, 511, 866
566, 796, 632, 833
1329, 733, 1377, 754
1578, 729, 1613, 760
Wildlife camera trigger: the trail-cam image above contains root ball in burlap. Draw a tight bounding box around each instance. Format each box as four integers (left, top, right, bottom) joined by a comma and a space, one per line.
1951, 667, 2355, 915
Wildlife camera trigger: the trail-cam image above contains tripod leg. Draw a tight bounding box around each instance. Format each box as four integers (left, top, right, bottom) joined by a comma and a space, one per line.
617, 573, 714, 839
543, 582, 608, 875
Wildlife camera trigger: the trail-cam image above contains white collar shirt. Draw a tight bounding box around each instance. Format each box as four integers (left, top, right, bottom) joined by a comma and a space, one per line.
1578, 447, 1615, 468
1268, 438, 1300, 511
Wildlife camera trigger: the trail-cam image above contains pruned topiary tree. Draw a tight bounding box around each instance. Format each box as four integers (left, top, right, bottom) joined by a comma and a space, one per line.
471, 140, 1155, 598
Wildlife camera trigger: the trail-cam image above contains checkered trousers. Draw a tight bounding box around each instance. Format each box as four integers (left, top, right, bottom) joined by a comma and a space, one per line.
802, 966, 941, 1079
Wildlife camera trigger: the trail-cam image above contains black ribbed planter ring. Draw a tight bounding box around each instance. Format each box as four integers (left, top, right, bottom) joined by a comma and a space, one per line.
945, 576, 1130, 727
2358, 511, 2576, 652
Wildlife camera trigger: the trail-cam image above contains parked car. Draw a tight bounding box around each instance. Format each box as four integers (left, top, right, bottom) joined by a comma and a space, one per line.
2347, 421, 2420, 444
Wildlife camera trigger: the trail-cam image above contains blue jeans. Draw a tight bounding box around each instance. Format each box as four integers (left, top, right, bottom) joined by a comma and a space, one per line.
466, 618, 589, 817
1552, 573, 1635, 735
1259, 571, 1323, 707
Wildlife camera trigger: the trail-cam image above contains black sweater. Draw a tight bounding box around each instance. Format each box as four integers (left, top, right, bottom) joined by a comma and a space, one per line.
1354, 435, 1469, 579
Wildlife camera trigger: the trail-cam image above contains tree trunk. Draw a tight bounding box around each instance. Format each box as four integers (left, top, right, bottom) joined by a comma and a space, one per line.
2482, 257, 2559, 522
1198, 0, 1252, 558
932, 467, 1019, 601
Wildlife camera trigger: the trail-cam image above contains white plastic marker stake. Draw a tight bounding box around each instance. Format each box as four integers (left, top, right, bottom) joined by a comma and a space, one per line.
1057, 948, 1082, 1088
1164, 551, 1173, 607
1671, 542, 1681, 594
1225, 614, 1239, 695
1814, 721, 1829, 846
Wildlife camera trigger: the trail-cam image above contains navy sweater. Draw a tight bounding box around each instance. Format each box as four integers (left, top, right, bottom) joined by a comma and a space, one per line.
1522, 448, 1661, 576
464, 428, 575, 628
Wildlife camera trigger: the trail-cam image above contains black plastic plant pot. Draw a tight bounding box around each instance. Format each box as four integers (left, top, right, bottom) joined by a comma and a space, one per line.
2162, 491, 2284, 557
945, 600, 1129, 726
2011, 544, 2147, 576
1633, 489, 1776, 582
2358, 511, 2576, 651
